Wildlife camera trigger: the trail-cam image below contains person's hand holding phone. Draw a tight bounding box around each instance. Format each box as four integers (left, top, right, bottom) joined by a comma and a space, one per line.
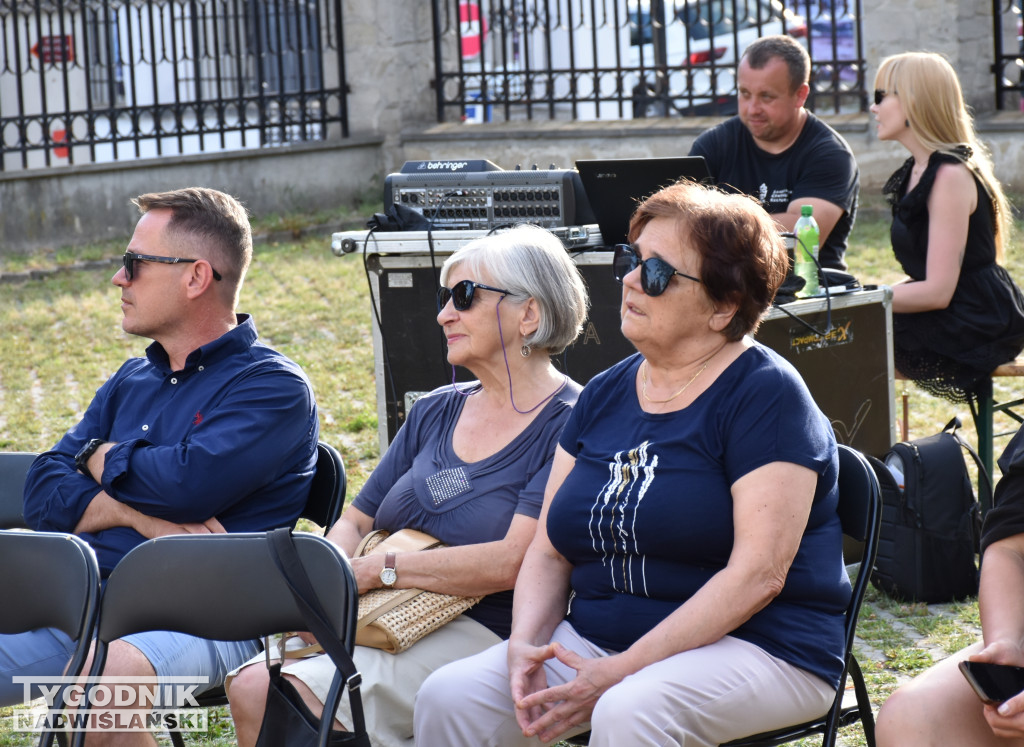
959, 660, 1024, 705
961, 642, 1024, 739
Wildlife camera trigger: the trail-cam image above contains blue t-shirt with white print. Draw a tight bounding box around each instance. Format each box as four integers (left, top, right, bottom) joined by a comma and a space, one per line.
551, 346, 849, 687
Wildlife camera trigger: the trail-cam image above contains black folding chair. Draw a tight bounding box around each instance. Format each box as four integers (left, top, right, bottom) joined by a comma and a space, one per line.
0, 451, 37, 529
303, 441, 347, 530
164, 439, 348, 746
70, 531, 359, 747
0, 530, 101, 747
567, 444, 882, 747
721, 444, 881, 747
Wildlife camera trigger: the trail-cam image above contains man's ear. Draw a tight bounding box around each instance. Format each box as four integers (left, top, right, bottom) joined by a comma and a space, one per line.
184, 260, 217, 299
794, 82, 810, 108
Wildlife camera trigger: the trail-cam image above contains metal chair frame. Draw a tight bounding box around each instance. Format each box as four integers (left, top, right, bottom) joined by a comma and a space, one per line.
167, 439, 347, 746
0, 451, 37, 529
71, 531, 358, 747
0, 530, 101, 747
721, 444, 881, 747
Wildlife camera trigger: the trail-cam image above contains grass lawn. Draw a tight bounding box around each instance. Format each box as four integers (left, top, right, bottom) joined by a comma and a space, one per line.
0, 196, 1021, 745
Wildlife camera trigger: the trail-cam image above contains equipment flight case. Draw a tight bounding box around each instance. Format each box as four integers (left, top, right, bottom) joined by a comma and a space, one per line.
332, 228, 895, 459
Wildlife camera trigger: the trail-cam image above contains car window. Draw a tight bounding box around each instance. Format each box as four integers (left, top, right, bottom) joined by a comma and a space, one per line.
630, 0, 786, 47
727, 0, 783, 32
677, 0, 783, 40
679, 1, 731, 41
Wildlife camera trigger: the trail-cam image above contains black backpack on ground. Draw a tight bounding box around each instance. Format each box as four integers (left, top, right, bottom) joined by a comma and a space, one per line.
867, 417, 989, 603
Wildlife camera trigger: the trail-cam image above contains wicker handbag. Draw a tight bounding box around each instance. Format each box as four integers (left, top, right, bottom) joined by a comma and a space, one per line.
354, 528, 483, 654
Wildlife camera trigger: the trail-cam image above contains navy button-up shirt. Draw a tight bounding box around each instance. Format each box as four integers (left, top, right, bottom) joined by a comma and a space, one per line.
24, 314, 319, 575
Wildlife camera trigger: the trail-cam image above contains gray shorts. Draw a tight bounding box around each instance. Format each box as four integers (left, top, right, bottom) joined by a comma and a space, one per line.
123, 631, 261, 696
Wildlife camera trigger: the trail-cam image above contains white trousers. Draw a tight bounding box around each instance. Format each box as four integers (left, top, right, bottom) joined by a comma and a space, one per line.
413, 620, 836, 747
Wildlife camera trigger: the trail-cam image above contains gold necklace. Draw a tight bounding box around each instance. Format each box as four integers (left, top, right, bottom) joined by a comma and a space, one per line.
641, 359, 710, 405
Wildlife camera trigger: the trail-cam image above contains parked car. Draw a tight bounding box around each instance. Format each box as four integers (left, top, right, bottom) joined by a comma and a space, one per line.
627, 0, 807, 116
808, 11, 858, 90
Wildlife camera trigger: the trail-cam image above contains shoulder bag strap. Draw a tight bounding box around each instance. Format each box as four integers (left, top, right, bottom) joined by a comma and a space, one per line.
267, 527, 367, 738
945, 416, 991, 551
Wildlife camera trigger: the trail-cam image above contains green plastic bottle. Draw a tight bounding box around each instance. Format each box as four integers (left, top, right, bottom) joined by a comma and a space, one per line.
794, 205, 819, 296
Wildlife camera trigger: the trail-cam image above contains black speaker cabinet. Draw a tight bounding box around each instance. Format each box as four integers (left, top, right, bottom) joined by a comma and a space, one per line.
356, 234, 894, 458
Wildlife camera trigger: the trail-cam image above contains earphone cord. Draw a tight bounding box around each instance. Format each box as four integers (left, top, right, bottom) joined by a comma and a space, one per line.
449, 296, 567, 414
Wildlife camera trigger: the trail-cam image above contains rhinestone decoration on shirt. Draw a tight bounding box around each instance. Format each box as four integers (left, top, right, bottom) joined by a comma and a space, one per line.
426, 467, 472, 505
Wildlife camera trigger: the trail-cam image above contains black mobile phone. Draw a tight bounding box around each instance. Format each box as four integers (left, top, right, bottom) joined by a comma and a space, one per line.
959, 660, 1024, 705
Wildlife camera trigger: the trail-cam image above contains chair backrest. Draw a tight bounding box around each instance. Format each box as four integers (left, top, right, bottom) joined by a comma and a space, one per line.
75, 532, 356, 747
0, 452, 37, 529
300, 441, 346, 529
92, 531, 357, 647
715, 446, 883, 747
836, 444, 881, 546
0, 530, 101, 684
834, 445, 883, 703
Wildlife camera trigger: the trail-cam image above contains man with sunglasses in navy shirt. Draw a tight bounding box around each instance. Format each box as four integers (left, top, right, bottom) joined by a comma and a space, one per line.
689, 35, 859, 271
1, 188, 319, 740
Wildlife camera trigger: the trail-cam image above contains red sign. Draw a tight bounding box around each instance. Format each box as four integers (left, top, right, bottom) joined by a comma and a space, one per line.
51, 129, 69, 159
31, 35, 74, 64
459, 2, 487, 59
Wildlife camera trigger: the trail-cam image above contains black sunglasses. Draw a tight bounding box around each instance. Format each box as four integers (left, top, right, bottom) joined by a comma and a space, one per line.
612, 244, 701, 297
122, 251, 223, 282
873, 89, 892, 106
437, 279, 512, 311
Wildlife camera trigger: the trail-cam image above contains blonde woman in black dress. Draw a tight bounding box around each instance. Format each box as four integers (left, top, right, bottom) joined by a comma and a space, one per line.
870, 51, 1024, 403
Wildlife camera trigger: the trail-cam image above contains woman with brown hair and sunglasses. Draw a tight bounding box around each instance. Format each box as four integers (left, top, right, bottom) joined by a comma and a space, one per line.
226, 224, 587, 746
415, 179, 851, 746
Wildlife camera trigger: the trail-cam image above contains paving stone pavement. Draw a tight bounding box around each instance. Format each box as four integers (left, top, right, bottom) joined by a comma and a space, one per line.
825, 596, 984, 747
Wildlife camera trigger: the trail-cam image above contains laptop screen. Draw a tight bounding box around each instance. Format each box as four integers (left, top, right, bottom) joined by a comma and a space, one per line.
575, 157, 713, 247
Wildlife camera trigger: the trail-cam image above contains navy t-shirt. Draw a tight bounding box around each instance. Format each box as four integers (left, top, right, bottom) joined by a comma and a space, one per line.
550, 346, 850, 686
352, 381, 581, 638
690, 113, 859, 271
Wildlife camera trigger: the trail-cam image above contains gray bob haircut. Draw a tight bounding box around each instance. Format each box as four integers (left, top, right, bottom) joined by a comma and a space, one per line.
439, 224, 590, 354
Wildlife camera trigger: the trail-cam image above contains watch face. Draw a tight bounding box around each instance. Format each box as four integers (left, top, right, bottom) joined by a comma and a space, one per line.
380, 568, 397, 586
76, 439, 103, 472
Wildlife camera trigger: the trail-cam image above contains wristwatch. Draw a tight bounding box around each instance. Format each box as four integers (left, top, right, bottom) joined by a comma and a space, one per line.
379, 552, 397, 588
75, 438, 105, 480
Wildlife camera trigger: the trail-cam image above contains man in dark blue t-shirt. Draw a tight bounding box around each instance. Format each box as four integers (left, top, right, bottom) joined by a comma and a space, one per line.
690, 35, 859, 270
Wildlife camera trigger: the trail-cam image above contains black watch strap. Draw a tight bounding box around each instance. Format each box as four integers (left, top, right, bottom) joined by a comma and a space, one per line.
75, 438, 105, 479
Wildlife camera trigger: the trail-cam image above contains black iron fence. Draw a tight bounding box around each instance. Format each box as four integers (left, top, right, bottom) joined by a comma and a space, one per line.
994, 0, 1024, 111
0, 0, 348, 172
431, 0, 866, 123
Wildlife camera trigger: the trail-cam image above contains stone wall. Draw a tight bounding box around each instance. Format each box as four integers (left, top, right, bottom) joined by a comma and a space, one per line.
394, 113, 1024, 200
0, 137, 384, 254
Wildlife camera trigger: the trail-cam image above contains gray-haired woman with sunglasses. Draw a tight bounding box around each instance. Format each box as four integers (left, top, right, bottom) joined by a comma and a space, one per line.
416, 179, 850, 746
227, 224, 588, 747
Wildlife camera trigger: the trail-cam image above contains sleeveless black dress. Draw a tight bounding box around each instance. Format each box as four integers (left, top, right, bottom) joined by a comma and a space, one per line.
885, 150, 1024, 403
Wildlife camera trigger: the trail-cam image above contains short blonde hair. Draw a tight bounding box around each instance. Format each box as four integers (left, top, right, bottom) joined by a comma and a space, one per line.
133, 187, 252, 306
